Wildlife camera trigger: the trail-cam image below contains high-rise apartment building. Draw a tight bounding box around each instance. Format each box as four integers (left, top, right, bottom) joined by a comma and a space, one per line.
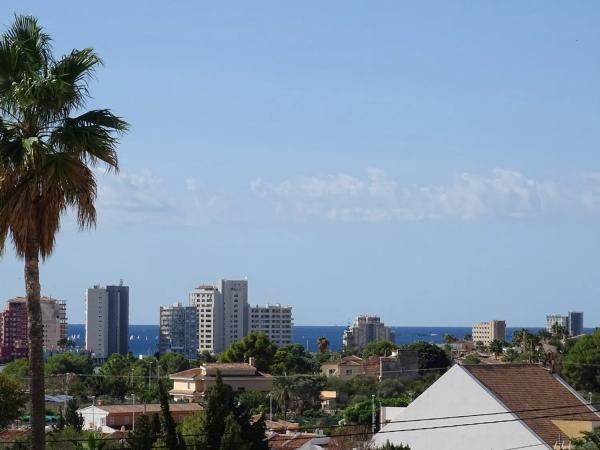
546, 314, 569, 334
159, 302, 198, 360
546, 312, 584, 336
190, 279, 249, 354
85, 283, 129, 360
249, 304, 293, 346
568, 311, 584, 336
0, 296, 67, 360
343, 315, 395, 349
190, 285, 223, 354
472, 320, 506, 346
220, 279, 249, 349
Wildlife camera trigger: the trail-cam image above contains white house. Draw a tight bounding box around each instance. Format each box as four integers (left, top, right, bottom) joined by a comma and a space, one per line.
373, 364, 600, 450
78, 403, 201, 432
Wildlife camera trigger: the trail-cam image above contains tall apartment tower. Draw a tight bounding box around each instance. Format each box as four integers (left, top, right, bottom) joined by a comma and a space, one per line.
249, 304, 293, 346
343, 315, 395, 349
220, 279, 249, 350
0, 296, 67, 360
472, 320, 506, 346
159, 302, 198, 360
190, 285, 223, 354
568, 311, 584, 336
85, 283, 129, 360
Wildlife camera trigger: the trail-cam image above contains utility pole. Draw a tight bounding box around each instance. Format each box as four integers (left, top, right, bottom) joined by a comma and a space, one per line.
371, 394, 376, 435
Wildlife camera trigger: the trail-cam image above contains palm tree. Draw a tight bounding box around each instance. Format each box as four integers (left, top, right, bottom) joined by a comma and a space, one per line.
273, 375, 295, 420
0, 16, 127, 449
316, 336, 330, 353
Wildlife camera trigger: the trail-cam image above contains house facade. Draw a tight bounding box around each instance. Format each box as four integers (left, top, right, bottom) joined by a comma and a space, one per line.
169, 362, 273, 402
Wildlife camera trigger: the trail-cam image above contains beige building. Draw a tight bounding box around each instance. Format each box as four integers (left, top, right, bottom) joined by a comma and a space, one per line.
343, 315, 394, 349
321, 355, 366, 380
169, 362, 273, 402
249, 303, 293, 346
472, 320, 506, 346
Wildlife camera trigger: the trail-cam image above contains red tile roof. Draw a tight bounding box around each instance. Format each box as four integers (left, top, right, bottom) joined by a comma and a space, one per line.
464, 364, 600, 447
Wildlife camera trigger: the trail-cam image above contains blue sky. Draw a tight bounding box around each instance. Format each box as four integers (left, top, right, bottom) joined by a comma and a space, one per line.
2, 1, 600, 326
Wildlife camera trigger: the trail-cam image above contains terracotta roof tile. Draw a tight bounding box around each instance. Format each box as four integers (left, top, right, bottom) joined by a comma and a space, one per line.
464, 364, 600, 447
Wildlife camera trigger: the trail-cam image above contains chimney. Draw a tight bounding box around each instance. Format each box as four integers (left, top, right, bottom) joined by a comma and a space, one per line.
248, 357, 256, 367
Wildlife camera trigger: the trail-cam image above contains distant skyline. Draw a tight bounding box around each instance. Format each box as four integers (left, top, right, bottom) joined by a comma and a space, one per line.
2, 2, 600, 326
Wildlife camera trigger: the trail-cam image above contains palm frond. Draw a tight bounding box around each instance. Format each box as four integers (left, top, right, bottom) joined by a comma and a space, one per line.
3, 15, 51, 73
50, 110, 128, 171
50, 48, 102, 111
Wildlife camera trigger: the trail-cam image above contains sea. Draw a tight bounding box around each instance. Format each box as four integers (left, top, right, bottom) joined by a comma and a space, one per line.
63, 324, 585, 357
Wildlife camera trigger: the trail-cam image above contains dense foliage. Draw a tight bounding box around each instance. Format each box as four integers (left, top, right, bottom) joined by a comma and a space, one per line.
219, 332, 278, 372
561, 329, 600, 393
0, 373, 27, 427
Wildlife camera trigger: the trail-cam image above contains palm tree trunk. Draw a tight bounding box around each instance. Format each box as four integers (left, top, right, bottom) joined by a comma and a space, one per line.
25, 230, 45, 450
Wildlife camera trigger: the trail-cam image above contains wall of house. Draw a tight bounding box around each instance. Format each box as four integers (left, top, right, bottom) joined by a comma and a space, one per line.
373, 366, 546, 450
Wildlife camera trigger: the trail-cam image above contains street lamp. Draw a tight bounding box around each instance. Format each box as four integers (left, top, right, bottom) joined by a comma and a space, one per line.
91, 396, 96, 431
131, 394, 136, 431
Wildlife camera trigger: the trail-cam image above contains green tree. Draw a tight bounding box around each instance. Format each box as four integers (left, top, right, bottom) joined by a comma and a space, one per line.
203, 371, 235, 449
237, 390, 269, 415
126, 415, 156, 450
97, 353, 134, 399
403, 341, 451, 373
1, 358, 29, 385
362, 340, 399, 358
159, 352, 190, 375
488, 339, 504, 360
195, 350, 216, 365
270, 344, 316, 375
316, 337, 330, 353
462, 355, 480, 365
572, 429, 600, 450
272, 376, 294, 420
443, 334, 458, 344
45, 353, 93, 375
219, 332, 278, 372
158, 380, 184, 450
0, 373, 27, 427
72, 433, 106, 450
343, 397, 410, 426
179, 412, 207, 450
220, 413, 250, 450
551, 322, 568, 339
561, 329, 600, 392
0, 16, 128, 448
65, 399, 84, 432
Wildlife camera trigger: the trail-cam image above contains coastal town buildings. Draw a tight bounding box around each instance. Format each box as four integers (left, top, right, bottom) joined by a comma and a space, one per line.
373, 364, 600, 450
249, 303, 293, 346
0, 296, 67, 360
190, 279, 249, 355
546, 311, 584, 336
169, 361, 273, 402
85, 282, 129, 360
471, 319, 506, 346
158, 302, 198, 360
342, 315, 394, 349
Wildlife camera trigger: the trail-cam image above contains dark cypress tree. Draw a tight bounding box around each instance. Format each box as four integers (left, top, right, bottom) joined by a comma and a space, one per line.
64, 399, 84, 432
203, 371, 235, 449
158, 379, 185, 450
126, 415, 156, 450
151, 413, 162, 436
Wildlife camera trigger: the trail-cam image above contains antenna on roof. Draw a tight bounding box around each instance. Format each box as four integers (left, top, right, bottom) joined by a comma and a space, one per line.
119, 279, 124, 286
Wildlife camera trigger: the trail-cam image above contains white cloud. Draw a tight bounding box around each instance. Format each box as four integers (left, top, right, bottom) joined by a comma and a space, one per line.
95, 169, 227, 226
251, 168, 568, 222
